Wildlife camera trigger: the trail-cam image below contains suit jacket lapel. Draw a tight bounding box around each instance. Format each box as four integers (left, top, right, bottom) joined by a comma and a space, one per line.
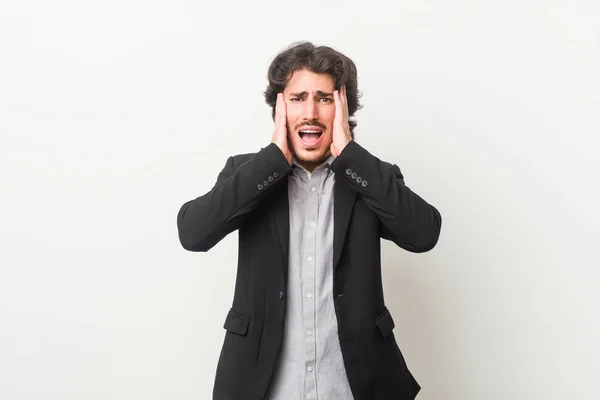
270, 182, 290, 281
333, 179, 357, 270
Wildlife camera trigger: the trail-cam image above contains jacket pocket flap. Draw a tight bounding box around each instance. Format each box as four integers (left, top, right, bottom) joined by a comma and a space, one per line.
375, 307, 395, 337
223, 309, 250, 336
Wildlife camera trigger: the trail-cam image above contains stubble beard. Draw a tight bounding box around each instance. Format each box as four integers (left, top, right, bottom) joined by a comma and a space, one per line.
290, 141, 331, 172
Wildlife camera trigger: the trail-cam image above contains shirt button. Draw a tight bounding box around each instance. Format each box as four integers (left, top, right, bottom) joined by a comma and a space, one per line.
311, 187, 316, 192
279, 291, 284, 300
307, 292, 313, 298
345, 169, 352, 175
307, 330, 313, 336
307, 256, 313, 262
310, 222, 316, 228
307, 366, 313, 372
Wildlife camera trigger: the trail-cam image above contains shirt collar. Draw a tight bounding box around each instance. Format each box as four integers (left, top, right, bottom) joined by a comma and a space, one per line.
292, 153, 336, 175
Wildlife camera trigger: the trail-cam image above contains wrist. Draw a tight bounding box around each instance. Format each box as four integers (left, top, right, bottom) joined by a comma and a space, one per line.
274, 142, 292, 164
337, 137, 352, 154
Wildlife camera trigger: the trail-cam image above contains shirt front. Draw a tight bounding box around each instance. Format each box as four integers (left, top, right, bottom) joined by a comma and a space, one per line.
267, 155, 355, 400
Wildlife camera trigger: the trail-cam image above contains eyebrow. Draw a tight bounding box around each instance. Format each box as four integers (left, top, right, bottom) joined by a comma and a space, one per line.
289, 90, 333, 97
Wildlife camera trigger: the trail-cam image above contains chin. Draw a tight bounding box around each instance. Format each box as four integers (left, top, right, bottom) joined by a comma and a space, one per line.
293, 148, 330, 165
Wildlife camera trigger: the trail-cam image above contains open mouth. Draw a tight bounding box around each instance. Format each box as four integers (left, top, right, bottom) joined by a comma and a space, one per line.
298, 127, 323, 147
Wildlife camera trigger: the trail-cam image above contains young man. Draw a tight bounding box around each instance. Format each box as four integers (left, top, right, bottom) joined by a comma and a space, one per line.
177, 42, 442, 400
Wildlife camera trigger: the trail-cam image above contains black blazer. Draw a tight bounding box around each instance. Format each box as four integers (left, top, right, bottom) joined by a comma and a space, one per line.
177, 141, 442, 400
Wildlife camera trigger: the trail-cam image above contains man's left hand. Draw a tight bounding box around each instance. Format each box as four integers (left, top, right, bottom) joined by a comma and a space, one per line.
330, 85, 353, 157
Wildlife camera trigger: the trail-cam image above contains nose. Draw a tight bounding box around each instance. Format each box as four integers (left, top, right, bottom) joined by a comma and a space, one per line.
303, 98, 318, 121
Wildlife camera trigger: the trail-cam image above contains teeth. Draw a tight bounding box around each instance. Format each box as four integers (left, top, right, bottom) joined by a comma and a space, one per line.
301, 130, 321, 133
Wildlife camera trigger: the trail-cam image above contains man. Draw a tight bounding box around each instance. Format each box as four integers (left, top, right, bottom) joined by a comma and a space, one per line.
177, 42, 442, 400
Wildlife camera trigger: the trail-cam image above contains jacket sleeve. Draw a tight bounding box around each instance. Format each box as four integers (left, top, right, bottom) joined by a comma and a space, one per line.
177, 143, 292, 252
330, 140, 442, 253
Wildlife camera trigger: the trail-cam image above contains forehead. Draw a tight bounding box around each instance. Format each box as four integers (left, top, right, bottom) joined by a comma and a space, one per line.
284, 69, 335, 92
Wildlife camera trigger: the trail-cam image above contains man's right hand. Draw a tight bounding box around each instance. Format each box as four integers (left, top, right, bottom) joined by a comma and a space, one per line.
271, 93, 293, 165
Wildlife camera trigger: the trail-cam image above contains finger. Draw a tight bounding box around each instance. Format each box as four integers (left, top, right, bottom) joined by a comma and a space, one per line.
275, 94, 283, 127
339, 87, 348, 124
280, 93, 287, 123
333, 90, 343, 124
279, 94, 287, 135
275, 93, 281, 123
342, 86, 349, 118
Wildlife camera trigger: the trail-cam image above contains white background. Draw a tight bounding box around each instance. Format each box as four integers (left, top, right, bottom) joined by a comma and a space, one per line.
1, 0, 599, 399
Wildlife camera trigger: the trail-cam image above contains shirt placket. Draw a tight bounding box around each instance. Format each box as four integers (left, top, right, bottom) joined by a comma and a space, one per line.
302, 168, 322, 399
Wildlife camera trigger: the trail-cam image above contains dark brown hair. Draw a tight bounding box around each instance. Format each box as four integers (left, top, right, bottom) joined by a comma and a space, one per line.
264, 41, 363, 137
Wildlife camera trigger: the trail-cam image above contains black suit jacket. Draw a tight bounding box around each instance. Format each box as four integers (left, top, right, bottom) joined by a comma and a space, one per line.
177, 141, 442, 400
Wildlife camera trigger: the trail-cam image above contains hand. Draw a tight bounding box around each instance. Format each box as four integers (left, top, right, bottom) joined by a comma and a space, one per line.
329, 85, 353, 157
272, 93, 292, 165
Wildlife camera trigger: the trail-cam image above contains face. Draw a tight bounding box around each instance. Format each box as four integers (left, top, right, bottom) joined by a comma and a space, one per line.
283, 69, 336, 171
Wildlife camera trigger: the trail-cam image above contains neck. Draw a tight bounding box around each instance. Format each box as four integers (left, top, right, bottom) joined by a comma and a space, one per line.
293, 152, 334, 173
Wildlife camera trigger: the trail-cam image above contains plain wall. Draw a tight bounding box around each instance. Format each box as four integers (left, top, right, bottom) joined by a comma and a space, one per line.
1, 0, 599, 399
